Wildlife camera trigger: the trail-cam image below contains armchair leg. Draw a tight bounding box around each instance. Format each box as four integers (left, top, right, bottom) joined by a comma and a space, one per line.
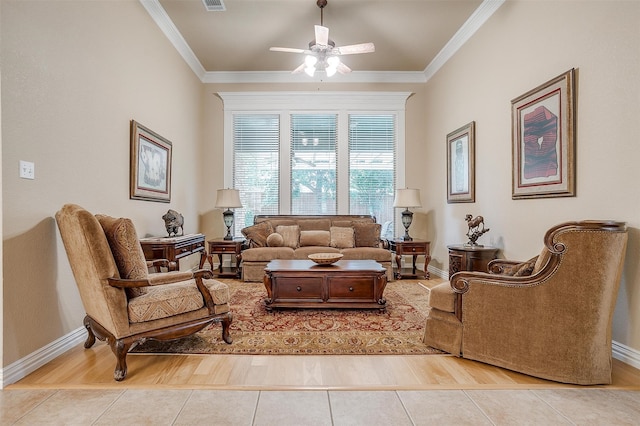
111, 339, 132, 382
221, 312, 233, 344
83, 316, 96, 349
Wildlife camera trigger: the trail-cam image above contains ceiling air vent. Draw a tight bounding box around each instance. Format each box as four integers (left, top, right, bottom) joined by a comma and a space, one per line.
202, 0, 225, 12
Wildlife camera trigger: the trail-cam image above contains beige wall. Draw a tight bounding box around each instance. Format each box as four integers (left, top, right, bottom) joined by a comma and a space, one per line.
2, 0, 639, 371
2, 1, 203, 365
422, 1, 640, 348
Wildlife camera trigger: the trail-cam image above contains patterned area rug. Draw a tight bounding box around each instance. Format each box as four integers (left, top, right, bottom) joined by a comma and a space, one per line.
132, 279, 443, 355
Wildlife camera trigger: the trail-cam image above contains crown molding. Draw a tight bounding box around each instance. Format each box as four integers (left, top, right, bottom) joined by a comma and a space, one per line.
141, 0, 504, 85
424, 0, 505, 81
139, 0, 207, 80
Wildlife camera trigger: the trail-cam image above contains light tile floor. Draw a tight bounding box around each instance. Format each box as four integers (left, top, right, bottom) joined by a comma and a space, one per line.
2, 388, 640, 425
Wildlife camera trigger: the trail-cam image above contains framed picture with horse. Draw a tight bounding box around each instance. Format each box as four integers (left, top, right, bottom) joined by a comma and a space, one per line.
447, 121, 475, 203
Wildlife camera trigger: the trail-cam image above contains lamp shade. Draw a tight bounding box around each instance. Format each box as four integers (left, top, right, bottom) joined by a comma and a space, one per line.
215, 189, 242, 208
393, 188, 422, 208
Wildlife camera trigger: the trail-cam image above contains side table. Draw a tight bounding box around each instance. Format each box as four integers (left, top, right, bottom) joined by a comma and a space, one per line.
388, 239, 431, 280
139, 233, 206, 270
207, 239, 246, 279
447, 244, 499, 275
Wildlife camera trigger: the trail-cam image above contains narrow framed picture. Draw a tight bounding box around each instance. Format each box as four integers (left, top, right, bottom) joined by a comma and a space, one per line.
511, 69, 576, 199
130, 120, 172, 202
447, 121, 475, 203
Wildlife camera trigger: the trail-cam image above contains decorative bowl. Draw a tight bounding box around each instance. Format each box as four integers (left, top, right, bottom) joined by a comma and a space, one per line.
308, 253, 343, 265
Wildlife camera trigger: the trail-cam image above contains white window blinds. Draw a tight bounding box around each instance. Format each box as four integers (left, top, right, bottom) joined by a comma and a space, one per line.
232, 114, 280, 230
348, 114, 396, 226
290, 114, 338, 215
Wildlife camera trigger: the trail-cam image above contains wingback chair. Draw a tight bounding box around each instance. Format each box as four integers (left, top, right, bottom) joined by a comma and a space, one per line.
56, 204, 233, 381
424, 221, 628, 385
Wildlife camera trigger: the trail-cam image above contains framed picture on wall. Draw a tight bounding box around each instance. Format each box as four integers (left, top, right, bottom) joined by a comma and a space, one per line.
447, 121, 475, 203
130, 120, 172, 202
511, 69, 576, 199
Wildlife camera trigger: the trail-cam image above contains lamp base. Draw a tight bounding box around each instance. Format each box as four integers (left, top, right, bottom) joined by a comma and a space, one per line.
401, 208, 414, 241
222, 209, 235, 241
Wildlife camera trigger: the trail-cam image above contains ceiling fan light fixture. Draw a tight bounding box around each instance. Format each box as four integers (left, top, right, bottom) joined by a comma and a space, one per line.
269, 0, 374, 77
304, 55, 318, 67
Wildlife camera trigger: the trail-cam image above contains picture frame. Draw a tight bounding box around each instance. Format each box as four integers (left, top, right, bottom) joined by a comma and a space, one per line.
511, 69, 576, 199
130, 120, 172, 202
447, 121, 475, 203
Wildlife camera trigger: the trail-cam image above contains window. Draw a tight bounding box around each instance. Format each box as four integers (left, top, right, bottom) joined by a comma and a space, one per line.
220, 92, 410, 235
291, 114, 337, 215
232, 114, 279, 228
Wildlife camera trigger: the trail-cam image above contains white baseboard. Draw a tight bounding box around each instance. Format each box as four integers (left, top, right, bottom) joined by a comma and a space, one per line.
1, 326, 86, 388
612, 340, 640, 370
2, 305, 639, 387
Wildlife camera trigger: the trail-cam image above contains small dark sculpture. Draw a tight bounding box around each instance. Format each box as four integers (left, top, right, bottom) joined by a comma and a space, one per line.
162, 209, 184, 237
465, 214, 490, 246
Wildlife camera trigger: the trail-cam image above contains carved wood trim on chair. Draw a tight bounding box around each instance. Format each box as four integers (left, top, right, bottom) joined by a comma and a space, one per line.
83, 313, 232, 381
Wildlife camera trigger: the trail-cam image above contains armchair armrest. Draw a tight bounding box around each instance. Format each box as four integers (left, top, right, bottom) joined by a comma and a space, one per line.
146, 259, 177, 272
107, 270, 195, 288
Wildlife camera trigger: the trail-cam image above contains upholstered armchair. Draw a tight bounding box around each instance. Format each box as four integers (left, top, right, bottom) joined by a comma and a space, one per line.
424, 221, 628, 385
56, 204, 233, 381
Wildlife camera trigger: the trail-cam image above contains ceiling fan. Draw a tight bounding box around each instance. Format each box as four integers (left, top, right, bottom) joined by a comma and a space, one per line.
269, 0, 375, 77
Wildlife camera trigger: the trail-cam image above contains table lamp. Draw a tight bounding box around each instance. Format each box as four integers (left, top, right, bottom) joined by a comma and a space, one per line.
215, 188, 243, 240
393, 188, 422, 241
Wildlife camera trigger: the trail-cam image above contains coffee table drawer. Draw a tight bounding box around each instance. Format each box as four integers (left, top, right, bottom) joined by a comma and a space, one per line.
328, 277, 375, 299
273, 277, 323, 299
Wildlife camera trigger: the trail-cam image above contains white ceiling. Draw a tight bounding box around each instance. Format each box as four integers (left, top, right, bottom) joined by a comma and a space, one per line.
143, 0, 503, 83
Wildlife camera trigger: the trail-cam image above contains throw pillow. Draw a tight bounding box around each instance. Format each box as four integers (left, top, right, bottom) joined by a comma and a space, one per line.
266, 232, 284, 247
275, 225, 300, 248
504, 256, 539, 277
241, 221, 273, 248
330, 226, 355, 249
353, 222, 382, 248
299, 230, 331, 247
96, 215, 148, 297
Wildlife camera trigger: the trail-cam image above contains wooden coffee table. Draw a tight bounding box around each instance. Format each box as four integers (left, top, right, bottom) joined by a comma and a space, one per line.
263, 259, 387, 311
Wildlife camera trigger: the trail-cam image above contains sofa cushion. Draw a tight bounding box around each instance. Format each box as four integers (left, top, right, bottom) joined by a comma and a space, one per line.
127, 279, 230, 323
96, 215, 148, 298
276, 225, 300, 248
300, 230, 331, 247
340, 247, 391, 262
298, 218, 332, 231
266, 232, 284, 247
242, 221, 273, 248
353, 222, 382, 248
242, 247, 295, 262
330, 226, 355, 248
331, 220, 352, 228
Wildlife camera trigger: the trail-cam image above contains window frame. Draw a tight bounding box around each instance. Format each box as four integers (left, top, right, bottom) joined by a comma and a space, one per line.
219, 91, 411, 224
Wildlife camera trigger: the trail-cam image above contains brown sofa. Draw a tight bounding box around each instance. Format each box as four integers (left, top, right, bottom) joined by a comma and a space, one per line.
424, 220, 628, 385
240, 215, 393, 282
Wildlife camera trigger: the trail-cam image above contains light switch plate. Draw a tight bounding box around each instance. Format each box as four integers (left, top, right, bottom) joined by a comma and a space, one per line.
20, 160, 35, 179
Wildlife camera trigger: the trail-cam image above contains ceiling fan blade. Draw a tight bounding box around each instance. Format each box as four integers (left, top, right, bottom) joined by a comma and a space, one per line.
315, 25, 329, 46
337, 62, 352, 74
292, 63, 306, 74
270, 47, 306, 54
335, 42, 375, 55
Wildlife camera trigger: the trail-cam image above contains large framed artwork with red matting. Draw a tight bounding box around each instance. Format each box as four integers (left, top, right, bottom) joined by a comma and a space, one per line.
511, 69, 576, 199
